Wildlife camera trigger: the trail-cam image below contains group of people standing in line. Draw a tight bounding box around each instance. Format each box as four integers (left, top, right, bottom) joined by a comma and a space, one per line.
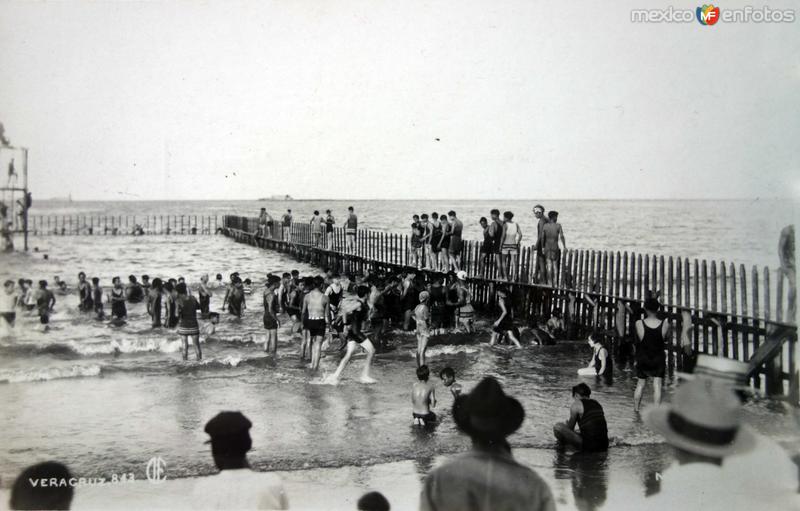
254, 206, 360, 253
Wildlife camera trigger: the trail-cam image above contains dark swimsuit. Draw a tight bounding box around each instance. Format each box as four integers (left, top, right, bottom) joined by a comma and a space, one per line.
149, 290, 162, 327
263, 292, 278, 330
430, 223, 443, 253
578, 398, 609, 452
637, 320, 666, 379
594, 347, 613, 382
167, 295, 179, 327
111, 288, 127, 319
79, 282, 93, 312
413, 411, 437, 424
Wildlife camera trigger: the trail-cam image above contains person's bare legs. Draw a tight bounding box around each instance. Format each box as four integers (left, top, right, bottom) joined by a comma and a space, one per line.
359, 339, 376, 383
506, 329, 522, 348
403, 309, 413, 331
653, 377, 663, 405
498, 253, 508, 281
181, 335, 189, 361
509, 253, 518, 281
490, 331, 499, 346
329, 341, 357, 383
191, 334, 202, 360
300, 330, 310, 360
417, 333, 429, 367
634, 378, 647, 411
310, 335, 322, 371
553, 423, 583, 449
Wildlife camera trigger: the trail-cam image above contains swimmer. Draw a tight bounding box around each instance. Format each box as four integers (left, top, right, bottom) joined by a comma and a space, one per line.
439, 367, 462, 398
414, 291, 431, 368
327, 285, 377, 384
56, 280, 69, 296
141, 275, 151, 295
109, 277, 127, 321
553, 382, 609, 452
285, 277, 304, 336
35, 280, 55, 330
214, 273, 224, 289
176, 283, 202, 361
125, 275, 144, 303
91, 277, 105, 320
1, 280, 17, 330
201, 312, 220, 337
410, 215, 423, 269
77, 272, 93, 313
302, 276, 329, 371
541, 211, 566, 286
243, 278, 253, 295
263, 275, 281, 354
198, 274, 212, 319
412, 365, 437, 427
499, 211, 522, 282
490, 286, 521, 348
164, 281, 179, 327
577, 334, 613, 383
147, 278, 164, 327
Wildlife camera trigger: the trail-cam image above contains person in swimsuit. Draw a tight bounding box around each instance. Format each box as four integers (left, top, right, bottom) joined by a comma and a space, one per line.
401, 271, 421, 331
281, 209, 293, 242
478, 217, 493, 276
324, 209, 335, 249
415, 291, 432, 367
141, 275, 151, 295
578, 333, 613, 383
34, 280, 55, 329
553, 382, 609, 452
125, 275, 144, 303
77, 272, 93, 312
428, 212, 443, 272
22, 279, 36, 312
110, 276, 127, 321
541, 211, 566, 286
449, 271, 475, 333
499, 211, 522, 282
412, 365, 437, 427
447, 211, 463, 272
257, 207, 269, 238
487, 209, 505, 279
176, 283, 202, 361
634, 297, 668, 411
345, 206, 357, 253
490, 286, 521, 347
1, 279, 18, 330
147, 278, 164, 327
532, 205, 549, 283
262, 275, 280, 354
285, 277, 304, 336
325, 274, 344, 346
327, 285, 377, 384
428, 277, 446, 334
303, 275, 329, 371
409, 215, 422, 269
91, 277, 105, 320
439, 215, 451, 272
198, 274, 212, 319
419, 214, 433, 270
439, 367, 462, 398
310, 210, 323, 247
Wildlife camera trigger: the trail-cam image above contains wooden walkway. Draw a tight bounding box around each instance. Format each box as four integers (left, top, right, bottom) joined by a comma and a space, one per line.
222, 215, 798, 403
27, 214, 220, 235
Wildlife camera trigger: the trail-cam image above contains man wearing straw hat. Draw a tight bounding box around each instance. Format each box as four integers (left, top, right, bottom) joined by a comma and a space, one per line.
419, 377, 555, 511
644, 376, 797, 510
676, 354, 799, 500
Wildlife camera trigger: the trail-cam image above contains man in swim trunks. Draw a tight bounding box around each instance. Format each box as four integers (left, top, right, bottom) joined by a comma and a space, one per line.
1, 279, 18, 330
412, 365, 437, 427
415, 291, 431, 367
487, 209, 505, 278
302, 275, 329, 371
327, 285, 377, 384
541, 211, 566, 286
409, 215, 423, 269
553, 382, 609, 452
447, 211, 463, 272
310, 210, 323, 247
35, 280, 56, 329
263, 275, 281, 354
499, 211, 522, 282
77, 272, 93, 313
324, 209, 335, 248
345, 206, 357, 253
110, 276, 127, 321
532, 205, 549, 284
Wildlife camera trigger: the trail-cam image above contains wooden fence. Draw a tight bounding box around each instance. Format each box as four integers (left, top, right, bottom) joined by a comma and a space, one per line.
222, 216, 798, 402
28, 215, 220, 235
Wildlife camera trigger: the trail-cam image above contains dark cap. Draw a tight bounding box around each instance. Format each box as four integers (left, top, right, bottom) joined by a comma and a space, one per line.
204, 411, 252, 442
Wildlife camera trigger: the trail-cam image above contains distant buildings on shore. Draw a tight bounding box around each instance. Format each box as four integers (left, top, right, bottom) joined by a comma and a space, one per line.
259, 195, 293, 201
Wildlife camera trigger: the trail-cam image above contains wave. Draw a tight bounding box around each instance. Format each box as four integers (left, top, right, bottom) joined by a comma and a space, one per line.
0, 364, 102, 383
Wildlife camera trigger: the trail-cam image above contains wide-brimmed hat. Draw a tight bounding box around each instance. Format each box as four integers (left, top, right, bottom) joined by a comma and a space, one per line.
644, 378, 755, 458
676, 354, 751, 392
453, 377, 525, 440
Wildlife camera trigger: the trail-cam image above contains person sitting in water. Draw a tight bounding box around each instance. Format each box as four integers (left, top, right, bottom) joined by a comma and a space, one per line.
125, 275, 144, 303
223, 276, 246, 318
577, 333, 613, 382
553, 382, 609, 452
414, 291, 432, 368
439, 367, 462, 398
10, 461, 74, 511
412, 365, 437, 427
546, 310, 565, 338
193, 411, 288, 510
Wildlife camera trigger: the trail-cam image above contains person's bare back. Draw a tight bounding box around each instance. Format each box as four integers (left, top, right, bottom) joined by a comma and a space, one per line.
412, 381, 436, 415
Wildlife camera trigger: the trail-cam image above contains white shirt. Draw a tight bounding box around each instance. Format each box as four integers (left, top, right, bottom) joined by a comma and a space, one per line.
0, 291, 16, 312
192, 468, 289, 510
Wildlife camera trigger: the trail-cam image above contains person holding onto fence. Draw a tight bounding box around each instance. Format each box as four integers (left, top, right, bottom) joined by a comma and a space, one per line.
419, 376, 555, 511
490, 286, 521, 348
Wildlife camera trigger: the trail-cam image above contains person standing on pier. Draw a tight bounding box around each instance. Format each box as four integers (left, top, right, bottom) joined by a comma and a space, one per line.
448, 211, 463, 272
542, 211, 566, 286
428, 212, 443, 271
488, 209, 505, 278
499, 211, 522, 281
439, 214, 452, 271
419, 214, 433, 270
633, 297, 668, 412
176, 283, 202, 361
410, 215, 423, 269
281, 208, 293, 242
327, 285, 377, 384
346, 206, 358, 253
532, 205, 549, 283
324, 209, 335, 249
310, 210, 323, 247
451, 271, 475, 333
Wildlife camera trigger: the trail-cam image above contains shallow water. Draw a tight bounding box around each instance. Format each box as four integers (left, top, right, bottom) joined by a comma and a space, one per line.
1, 235, 798, 510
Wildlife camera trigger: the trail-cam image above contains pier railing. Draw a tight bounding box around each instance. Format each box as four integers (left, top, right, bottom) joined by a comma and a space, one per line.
222, 216, 798, 402
28, 215, 220, 235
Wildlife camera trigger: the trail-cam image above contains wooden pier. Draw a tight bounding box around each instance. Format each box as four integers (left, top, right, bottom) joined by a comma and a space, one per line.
222, 215, 798, 403
27, 214, 220, 236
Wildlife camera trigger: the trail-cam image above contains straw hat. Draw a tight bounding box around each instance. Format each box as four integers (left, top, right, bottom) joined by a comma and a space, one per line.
677, 354, 751, 391
644, 378, 755, 458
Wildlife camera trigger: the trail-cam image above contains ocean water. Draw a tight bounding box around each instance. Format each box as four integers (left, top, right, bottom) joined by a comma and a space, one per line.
0, 206, 798, 509
27, 198, 797, 270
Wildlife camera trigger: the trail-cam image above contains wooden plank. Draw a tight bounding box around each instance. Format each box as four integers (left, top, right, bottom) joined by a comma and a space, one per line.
614, 251, 621, 297
710, 261, 718, 312
622, 252, 629, 298
729, 263, 739, 360
720, 262, 728, 357
676, 257, 683, 307
701, 260, 709, 353
739, 264, 749, 361
636, 253, 643, 300
643, 254, 650, 297
752, 266, 761, 388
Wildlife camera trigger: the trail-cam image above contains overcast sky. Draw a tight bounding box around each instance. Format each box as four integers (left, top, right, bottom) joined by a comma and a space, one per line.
1, 0, 798, 201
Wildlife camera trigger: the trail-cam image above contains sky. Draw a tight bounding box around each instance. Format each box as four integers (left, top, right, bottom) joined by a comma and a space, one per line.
0, 0, 798, 201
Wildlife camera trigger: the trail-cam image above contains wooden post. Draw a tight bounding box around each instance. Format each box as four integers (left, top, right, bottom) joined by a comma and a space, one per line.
701, 260, 709, 353
720, 262, 728, 357
729, 263, 738, 360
